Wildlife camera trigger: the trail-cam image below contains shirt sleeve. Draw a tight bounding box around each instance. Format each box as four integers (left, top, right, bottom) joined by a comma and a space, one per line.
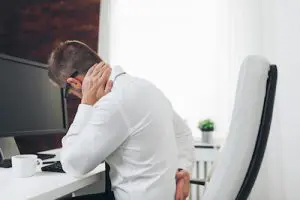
173, 110, 195, 175
60, 94, 130, 177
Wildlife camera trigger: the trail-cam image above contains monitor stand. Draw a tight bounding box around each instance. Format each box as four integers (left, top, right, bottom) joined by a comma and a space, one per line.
0, 137, 20, 160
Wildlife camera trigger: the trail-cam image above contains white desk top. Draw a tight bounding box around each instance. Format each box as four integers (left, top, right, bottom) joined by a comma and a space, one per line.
0, 149, 105, 200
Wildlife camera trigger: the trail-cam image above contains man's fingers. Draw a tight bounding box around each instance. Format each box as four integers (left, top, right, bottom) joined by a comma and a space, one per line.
92, 62, 105, 75
177, 170, 190, 179
175, 180, 184, 200
85, 63, 97, 76
105, 80, 113, 93
99, 67, 112, 84
175, 170, 190, 199
98, 65, 109, 77
71, 89, 82, 98
176, 171, 185, 179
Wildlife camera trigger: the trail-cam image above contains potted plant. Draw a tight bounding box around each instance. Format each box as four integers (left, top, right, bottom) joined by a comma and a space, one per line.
198, 119, 215, 143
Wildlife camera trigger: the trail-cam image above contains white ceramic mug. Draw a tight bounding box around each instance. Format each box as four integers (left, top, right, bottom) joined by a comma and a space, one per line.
11, 155, 42, 178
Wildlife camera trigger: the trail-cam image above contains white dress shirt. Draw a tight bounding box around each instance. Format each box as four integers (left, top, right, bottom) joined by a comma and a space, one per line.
60, 66, 195, 200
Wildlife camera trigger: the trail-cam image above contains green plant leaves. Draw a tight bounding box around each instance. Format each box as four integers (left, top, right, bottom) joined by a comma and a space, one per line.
198, 119, 214, 131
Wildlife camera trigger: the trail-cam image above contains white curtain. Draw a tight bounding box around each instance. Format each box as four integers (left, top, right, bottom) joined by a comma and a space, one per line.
98, 0, 238, 137
252, 0, 300, 199
98, 0, 289, 199
98, 0, 283, 138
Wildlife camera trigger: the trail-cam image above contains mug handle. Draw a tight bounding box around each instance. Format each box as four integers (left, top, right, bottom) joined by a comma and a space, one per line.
36, 158, 43, 167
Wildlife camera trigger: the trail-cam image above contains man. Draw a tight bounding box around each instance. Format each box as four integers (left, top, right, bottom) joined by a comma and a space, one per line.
48, 40, 195, 200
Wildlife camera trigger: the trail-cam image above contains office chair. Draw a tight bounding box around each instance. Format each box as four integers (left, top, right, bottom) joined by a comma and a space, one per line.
190, 55, 277, 200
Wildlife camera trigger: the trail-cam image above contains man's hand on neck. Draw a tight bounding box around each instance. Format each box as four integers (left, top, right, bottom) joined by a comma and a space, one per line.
81, 62, 113, 105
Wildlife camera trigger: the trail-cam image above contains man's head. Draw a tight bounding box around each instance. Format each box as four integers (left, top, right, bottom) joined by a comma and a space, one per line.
48, 40, 102, 98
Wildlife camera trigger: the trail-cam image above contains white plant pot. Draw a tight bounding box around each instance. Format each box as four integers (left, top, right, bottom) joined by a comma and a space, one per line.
201, 131, 213, 143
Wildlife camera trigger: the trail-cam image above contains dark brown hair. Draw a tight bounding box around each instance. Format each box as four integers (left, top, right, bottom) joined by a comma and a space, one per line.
48, 40, 101, 87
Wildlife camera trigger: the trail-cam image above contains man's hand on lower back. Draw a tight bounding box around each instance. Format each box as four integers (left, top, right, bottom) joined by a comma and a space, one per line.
175, 170, 190, 200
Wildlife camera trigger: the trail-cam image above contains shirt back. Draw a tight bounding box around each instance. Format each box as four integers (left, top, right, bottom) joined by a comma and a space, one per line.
106, 74, 178, 200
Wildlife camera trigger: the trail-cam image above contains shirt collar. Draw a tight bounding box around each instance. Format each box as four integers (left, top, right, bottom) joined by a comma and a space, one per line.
109, 65, 126, 81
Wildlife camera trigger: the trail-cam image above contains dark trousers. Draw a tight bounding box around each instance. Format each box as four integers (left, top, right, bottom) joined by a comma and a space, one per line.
70, 191, 115, 200
66, 163, 115, 200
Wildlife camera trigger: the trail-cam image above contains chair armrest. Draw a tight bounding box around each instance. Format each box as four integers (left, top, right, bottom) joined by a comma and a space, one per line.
190, 179, 206, 185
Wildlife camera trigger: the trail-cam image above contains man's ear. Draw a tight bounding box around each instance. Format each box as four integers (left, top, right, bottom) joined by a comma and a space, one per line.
66, 77, 82, 89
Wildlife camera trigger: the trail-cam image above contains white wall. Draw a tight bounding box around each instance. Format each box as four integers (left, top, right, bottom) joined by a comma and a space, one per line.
99, 0, 229, 137
216, 0, 266, 135
98, 2, 300, 198
251, 0, 300, 199
98, 0, 269, 138
216, 0, 300, 199
264, 1, 300, 199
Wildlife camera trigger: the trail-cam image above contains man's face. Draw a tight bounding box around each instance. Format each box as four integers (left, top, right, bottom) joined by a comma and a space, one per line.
68, 87, 82, 99
65, 74, 85, 99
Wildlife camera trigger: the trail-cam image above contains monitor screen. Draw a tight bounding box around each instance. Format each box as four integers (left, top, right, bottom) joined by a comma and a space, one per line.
0, 54, 67, 137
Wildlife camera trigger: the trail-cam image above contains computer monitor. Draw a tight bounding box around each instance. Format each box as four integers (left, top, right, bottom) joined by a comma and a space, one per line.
0, 54, 68, 137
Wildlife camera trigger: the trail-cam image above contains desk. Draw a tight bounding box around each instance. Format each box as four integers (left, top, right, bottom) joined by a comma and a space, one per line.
0, 149, 105, 200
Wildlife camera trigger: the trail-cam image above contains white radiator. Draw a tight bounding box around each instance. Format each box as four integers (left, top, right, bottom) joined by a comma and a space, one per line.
189, 161, 214, 200
189, 138, 225, 199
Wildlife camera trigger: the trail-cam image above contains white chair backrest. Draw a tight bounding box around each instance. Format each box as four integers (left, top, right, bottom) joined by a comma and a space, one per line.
202, 56, 271, 200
